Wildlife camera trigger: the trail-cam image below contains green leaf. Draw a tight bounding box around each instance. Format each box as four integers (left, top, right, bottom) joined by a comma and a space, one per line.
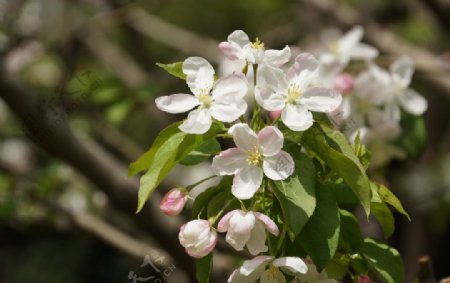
362, 238, 404, 283
339, 209, 363, 253
279, 123, 304, 144
133, 122, 223, 212
299, 183, 340, 271
192, 176, 232, 218
302, 122, 371, 215
156, 62, 186, 80
179, 139, 221, 166
378, 184, 410, 221
370, 182, 395, 238
196, 253, 213, 283
207, 190, 239, 223
394, 113, 426, 159
273, 152, 316, 240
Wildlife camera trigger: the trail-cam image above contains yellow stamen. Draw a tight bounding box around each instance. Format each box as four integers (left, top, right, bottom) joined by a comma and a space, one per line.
197, 91, 212, 108
246, 145, 262, 166
286, 84, 302, 104
251, 38, 265, 50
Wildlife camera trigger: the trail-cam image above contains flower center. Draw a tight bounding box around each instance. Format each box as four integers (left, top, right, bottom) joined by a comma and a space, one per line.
251, 38, 265, 50
267, 265, 278, 281
286, 84, 302, 104
330, 41, 340, 55
246, 146, 262, 166
198, 92, 212, 108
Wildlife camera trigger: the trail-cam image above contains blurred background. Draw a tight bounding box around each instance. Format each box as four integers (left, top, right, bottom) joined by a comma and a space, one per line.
0, 0, 449, 282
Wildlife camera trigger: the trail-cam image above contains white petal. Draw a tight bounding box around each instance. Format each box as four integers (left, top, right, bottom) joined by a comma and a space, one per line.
258, 126, 284, 157
287, 53, 319, 81
229, 210, 256, 234
281, 104, 313, 131
263, 151, 295, 181
183, 57, 215, 94
232, 166, 263, 200
338, 26, 363, 51
229, 123, 258, 151
301, 87, 342, 113
213, 74, 249, 100
246, 221, 268, 255
254, 212, 279, 236
210, 99, 247, 122
226, 229, 252, 252
273, 257, 308, 275
399, 88, 427, 115
255, 86, 286, 111
155, 93, 199, 114
228, 30, 251, 48
240, 256, 273, 276
348, 43, 378, 60
217, 210, 238, 232
390, 56, 414, 89
257, 64, 289, 93
260, 268, 286, 283
212, 148, 247, 175
179, 108, 212, 134
263, 45, 291, 67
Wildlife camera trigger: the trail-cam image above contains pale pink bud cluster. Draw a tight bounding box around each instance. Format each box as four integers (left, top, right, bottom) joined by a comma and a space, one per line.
159, 188, 188, 216
178, 220, 218, 258
333, 73, 354, 95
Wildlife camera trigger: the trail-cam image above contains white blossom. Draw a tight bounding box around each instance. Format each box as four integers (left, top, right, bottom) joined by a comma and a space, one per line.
255, 53, 342, 131
218, 210, 279, 255
212, 123, 294, 200
155, 57, 248, 134
178, 219, 217, 258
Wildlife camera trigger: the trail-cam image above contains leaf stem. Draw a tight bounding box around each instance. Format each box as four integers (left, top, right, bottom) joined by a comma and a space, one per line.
186, 175, 217, 191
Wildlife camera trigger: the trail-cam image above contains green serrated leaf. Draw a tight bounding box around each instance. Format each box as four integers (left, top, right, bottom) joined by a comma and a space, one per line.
196, 253, 213, 283
339, 209, 363, 253
156, 62, 186, 80
370, 182, 396, 238
299, 183, 340, 271
362, 238, 404, 283
378, 184, 410, 221
302, 122, 371, 216
132, 122, 223, 212
273, 151, 316, 240
179, 138, 221, 166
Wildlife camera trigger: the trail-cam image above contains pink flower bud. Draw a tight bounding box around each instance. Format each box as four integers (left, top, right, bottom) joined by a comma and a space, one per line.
160, 188, 188, 216
358, 275, 372, 283
269, 110, 283, 121
333, 73, 354, 95
179, 220, 218, 258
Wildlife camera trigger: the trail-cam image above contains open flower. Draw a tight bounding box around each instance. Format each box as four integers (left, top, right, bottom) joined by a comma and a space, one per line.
212, 123, 294, 199
320, 26, 378, 69
155, 57, 248, 134
178, 219, 218, 258
219, 30, 291, 67
292, 262, 338, 283
218, 210, 279, 255
228, 256, 308, 283
255, 53, 342, 131
159, 188, 188, 216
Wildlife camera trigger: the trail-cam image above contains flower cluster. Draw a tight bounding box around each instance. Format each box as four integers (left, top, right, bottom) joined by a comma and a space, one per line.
149, 27, 422, 283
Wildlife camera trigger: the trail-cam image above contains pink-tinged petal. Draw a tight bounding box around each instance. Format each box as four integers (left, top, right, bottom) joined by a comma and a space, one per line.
263, 151, 295, 181
260, 268, 286, 283
228, 210, 256, 234
155, 93, 199, 114
183, 57, 215, 94
258, 126, 284, 157
212, 148, 247, 176
232, 166, 263, 200
217, 210, 240, 232
333, 73, 354, 94
390, 56, 414, 89
159, 188, 188, 216
348, 43, 378, 60
219, 42, 241, 61
287, 53, 319, 81
269, 110, 282, 121
358, 275, 372, 283
254, 212, 279, 236
179, 220, 217, 258
273, 257, 308, 275
213, 74, 249, 100
399, 88, 427, 115
210, 99, 247, 122
281, 104, 313, 131
219, 30, 250, 61
179, 108, 212, 134
246, 221, 268, 255
301, 87, 342, 113
263, 45, 291, 67
338, 26, 363, 51
229, 123, 258, 151
228, 30, 251, 48
255, 86, 285, 111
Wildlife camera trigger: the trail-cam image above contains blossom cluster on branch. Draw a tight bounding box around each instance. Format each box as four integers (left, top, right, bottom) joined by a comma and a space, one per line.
130, 27, 426, 283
